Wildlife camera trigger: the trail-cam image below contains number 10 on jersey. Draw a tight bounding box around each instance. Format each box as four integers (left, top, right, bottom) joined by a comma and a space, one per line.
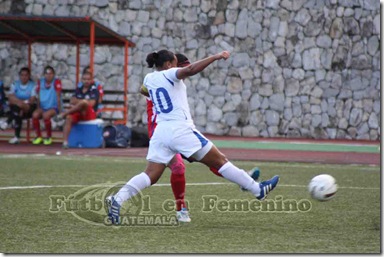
149, 88, 173, 114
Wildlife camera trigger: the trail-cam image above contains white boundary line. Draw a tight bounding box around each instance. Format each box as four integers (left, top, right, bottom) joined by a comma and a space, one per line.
0, 182, 379, 190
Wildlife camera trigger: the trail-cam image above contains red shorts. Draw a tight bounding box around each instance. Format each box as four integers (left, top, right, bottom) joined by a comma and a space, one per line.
70, 105, 96, 124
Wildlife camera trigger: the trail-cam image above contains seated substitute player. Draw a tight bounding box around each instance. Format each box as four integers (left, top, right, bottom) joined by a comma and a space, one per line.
107, 50, 279, 224
32, 66, 62, 145
0, 67, 37, 144
77, 66, 104, 114
58, 71, 99, 148
140, 53, 261, 222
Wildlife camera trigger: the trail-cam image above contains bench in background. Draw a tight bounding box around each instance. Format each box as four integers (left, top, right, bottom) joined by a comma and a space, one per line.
0, 87, 127, 142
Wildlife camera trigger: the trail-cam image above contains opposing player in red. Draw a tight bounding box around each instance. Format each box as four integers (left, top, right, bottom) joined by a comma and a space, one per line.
140, 53, 260, 222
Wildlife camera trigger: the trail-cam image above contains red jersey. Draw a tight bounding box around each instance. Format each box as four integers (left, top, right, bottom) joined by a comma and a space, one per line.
147, 99, 157, 138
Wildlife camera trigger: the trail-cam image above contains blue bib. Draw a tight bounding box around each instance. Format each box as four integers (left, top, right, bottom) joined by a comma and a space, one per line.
14, 80, 35, 100
39, 78, 61, 110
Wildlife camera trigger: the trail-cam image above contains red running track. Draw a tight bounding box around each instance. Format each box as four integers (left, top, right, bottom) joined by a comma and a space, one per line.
0, 141, 379, 166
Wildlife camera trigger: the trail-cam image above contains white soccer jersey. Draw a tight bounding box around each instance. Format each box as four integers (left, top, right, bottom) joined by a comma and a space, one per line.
143, 68, 193, 124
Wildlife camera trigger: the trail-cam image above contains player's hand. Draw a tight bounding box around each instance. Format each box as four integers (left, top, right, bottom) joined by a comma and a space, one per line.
216, 51, 230, 60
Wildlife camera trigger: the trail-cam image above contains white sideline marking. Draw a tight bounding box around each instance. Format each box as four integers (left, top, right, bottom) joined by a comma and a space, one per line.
0, 154, 47, 158
0, 185, 87, 190
0, 182, 379, 191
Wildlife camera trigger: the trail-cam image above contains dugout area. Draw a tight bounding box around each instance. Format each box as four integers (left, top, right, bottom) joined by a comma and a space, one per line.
0, 14, 136, 135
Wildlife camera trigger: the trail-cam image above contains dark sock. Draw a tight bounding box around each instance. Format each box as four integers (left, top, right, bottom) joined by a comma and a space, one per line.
8, 105, 20, 125
14, 116, 22, 138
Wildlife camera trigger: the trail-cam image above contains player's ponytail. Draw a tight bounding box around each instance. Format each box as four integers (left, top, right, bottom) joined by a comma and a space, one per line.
175, 53, 190, 67
146, 50, 175, 68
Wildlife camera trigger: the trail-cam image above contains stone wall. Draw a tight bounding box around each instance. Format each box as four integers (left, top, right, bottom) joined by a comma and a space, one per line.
0, 0, 380, 140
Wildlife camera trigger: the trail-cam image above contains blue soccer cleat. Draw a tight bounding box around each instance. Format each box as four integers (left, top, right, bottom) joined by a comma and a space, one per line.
240, 167, 261, 191
256, 175, 280, 200
105, 195, 121, 225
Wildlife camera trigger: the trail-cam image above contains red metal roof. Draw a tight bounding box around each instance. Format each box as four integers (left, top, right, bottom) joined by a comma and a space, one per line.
0, 15, 135, 47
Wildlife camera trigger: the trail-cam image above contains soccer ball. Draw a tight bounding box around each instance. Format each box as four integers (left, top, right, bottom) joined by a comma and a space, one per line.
308, 174, 338, 201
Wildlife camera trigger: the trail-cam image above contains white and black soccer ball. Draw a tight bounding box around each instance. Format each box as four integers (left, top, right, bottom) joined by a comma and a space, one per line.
308, 174, 338, 201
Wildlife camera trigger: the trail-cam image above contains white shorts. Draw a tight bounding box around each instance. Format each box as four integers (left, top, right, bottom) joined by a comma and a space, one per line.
146, 121, 213, 165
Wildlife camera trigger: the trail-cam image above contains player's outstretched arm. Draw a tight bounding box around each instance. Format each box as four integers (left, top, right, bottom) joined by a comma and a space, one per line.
176, 51, 230, 80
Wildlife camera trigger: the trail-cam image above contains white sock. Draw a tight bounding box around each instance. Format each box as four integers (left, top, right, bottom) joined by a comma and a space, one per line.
219, 162, 261, 197
114, 172, 151, 206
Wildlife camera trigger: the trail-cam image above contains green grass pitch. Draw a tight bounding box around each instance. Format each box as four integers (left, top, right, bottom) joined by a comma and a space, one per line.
0, 155, 380, 253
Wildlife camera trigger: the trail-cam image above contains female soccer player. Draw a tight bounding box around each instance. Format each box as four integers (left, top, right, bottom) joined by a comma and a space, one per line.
107, 50, 279, 224
141, 53, 260, 222
2, 67, 37, 144
32, 65, 62, 145
141, 53, 191, 222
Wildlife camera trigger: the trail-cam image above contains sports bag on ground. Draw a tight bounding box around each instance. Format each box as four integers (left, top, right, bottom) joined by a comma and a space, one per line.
103, 124, 132, 148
